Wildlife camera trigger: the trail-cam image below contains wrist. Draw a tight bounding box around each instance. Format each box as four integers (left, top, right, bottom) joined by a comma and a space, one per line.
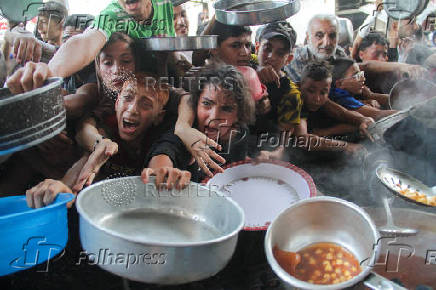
40, 41, 56, 63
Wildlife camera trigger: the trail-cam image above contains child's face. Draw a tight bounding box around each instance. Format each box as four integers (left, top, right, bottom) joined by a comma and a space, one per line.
115, 81, 156, 142
300, 77, 332, 112
215, 33, 252, 66
37, 15, 63, 44
336, 63, 365, 95
257, 37, 293, 73
99, 40, 135, 93
197, 84, 239, 142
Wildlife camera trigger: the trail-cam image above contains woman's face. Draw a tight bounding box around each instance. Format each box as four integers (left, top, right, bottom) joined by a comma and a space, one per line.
197, 84, 239, 142
99, 40, 135, 93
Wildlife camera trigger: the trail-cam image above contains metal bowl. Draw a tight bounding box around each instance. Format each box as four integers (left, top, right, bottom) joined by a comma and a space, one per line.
76, 176, 244, 285
214, 0, 301, 26
0, 77, 65, 156
265, 196, 381, 290
137, 36, 217, 51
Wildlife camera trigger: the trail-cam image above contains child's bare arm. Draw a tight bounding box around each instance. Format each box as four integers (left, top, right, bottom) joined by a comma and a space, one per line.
294, 119, 363, 154
175, 94, 225, 177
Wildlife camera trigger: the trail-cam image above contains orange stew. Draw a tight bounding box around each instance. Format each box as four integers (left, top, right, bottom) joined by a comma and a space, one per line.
273, 242, 362, 285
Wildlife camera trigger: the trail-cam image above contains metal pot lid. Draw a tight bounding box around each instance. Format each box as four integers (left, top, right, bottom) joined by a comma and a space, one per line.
214, 0, 301, 26
383, 0, 428, 20
137, 35, 217, 51
0, 0, 43, 23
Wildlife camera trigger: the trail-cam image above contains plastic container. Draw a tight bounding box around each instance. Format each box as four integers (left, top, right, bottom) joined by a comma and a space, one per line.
0, 193, 74, 276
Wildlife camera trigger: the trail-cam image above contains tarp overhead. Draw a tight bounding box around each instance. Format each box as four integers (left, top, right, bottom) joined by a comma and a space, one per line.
0, 0, 43, 23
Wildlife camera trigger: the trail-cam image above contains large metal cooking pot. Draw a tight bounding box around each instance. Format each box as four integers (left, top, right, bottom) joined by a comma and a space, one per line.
76, 176, 244, 285
0, 77, 65, 156
265, 197, 407, 290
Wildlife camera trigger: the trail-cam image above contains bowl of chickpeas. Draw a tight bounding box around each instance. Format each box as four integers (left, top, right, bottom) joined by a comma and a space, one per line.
265, 197, 384, 289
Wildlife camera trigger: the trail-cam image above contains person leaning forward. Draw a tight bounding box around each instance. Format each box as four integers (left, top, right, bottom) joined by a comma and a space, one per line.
6, 0, 175, 94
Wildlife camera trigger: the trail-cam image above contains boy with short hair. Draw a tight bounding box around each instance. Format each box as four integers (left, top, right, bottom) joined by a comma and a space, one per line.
294, 61, 374, 155
255, 21, 302, 135
26, 72, 188, 207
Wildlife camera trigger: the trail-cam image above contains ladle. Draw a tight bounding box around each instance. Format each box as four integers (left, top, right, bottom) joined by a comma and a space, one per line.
378, 194, 418, 237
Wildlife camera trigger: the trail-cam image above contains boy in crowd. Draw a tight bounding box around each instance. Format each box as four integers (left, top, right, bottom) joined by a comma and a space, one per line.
254, 21, 302, 156
7, 0, 175, 93
26, 72, 187, 207
37, 1, 68, 47
292, 61, 374, 155
330, 57, 396, 120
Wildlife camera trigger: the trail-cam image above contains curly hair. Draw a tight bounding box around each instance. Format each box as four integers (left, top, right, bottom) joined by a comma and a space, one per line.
185, 64, 255, 126
301, 61, 332, 83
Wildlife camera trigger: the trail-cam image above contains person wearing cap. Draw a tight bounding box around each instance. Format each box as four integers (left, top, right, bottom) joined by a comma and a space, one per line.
253, 21, 302, 159
6, 0, 175, 94
37, 1, 68, 46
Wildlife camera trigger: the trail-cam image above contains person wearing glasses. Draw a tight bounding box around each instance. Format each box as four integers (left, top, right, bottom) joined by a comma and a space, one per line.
329, 57, 396, 121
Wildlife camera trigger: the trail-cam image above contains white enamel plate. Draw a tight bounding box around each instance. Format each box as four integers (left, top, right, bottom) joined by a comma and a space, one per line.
205, 160, 316, 231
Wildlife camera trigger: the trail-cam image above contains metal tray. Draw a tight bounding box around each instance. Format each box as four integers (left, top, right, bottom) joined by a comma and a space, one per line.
376, 167, 436, 207
0, 78, 65, 156
214, 0, 301, 26
137, 36, 217, 51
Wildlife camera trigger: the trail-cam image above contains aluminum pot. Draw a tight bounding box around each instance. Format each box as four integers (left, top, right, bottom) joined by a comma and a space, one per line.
265, 197, 407, 289
76, 176, 244, 285
0, 77, 65, 156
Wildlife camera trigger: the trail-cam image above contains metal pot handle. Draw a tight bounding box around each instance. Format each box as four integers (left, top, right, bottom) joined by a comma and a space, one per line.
364, 272, 407, 290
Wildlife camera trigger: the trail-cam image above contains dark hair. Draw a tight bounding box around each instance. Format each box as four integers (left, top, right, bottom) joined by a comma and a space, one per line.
301, 61, 332, 82
357, 32, 388, 61
64, 14, 95, 29
186, 64, 255, 126
38, 1, 68, 22
208, 21, 251, 46
95, 32, 137, 96
330, 57, 355, 85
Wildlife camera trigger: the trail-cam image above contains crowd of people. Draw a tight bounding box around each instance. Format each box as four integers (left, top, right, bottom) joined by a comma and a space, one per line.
0, 0, 434, 211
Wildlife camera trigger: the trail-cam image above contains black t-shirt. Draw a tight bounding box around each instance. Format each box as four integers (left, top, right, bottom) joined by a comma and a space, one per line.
146, 127, 250, 182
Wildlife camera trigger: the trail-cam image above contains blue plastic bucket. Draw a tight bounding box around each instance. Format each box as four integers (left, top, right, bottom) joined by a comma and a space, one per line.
0, 193, 74, 276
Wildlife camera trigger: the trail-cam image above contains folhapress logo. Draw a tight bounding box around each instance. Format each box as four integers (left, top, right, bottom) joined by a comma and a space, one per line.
9, 236, 65, 272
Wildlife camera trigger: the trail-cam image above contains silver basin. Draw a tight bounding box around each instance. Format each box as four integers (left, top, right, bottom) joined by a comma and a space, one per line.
76, 176, 244, 285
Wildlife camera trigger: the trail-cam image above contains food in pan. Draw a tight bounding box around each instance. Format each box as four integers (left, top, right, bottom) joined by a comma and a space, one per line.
273, 242, 361, 285
395, 184, 436, 206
